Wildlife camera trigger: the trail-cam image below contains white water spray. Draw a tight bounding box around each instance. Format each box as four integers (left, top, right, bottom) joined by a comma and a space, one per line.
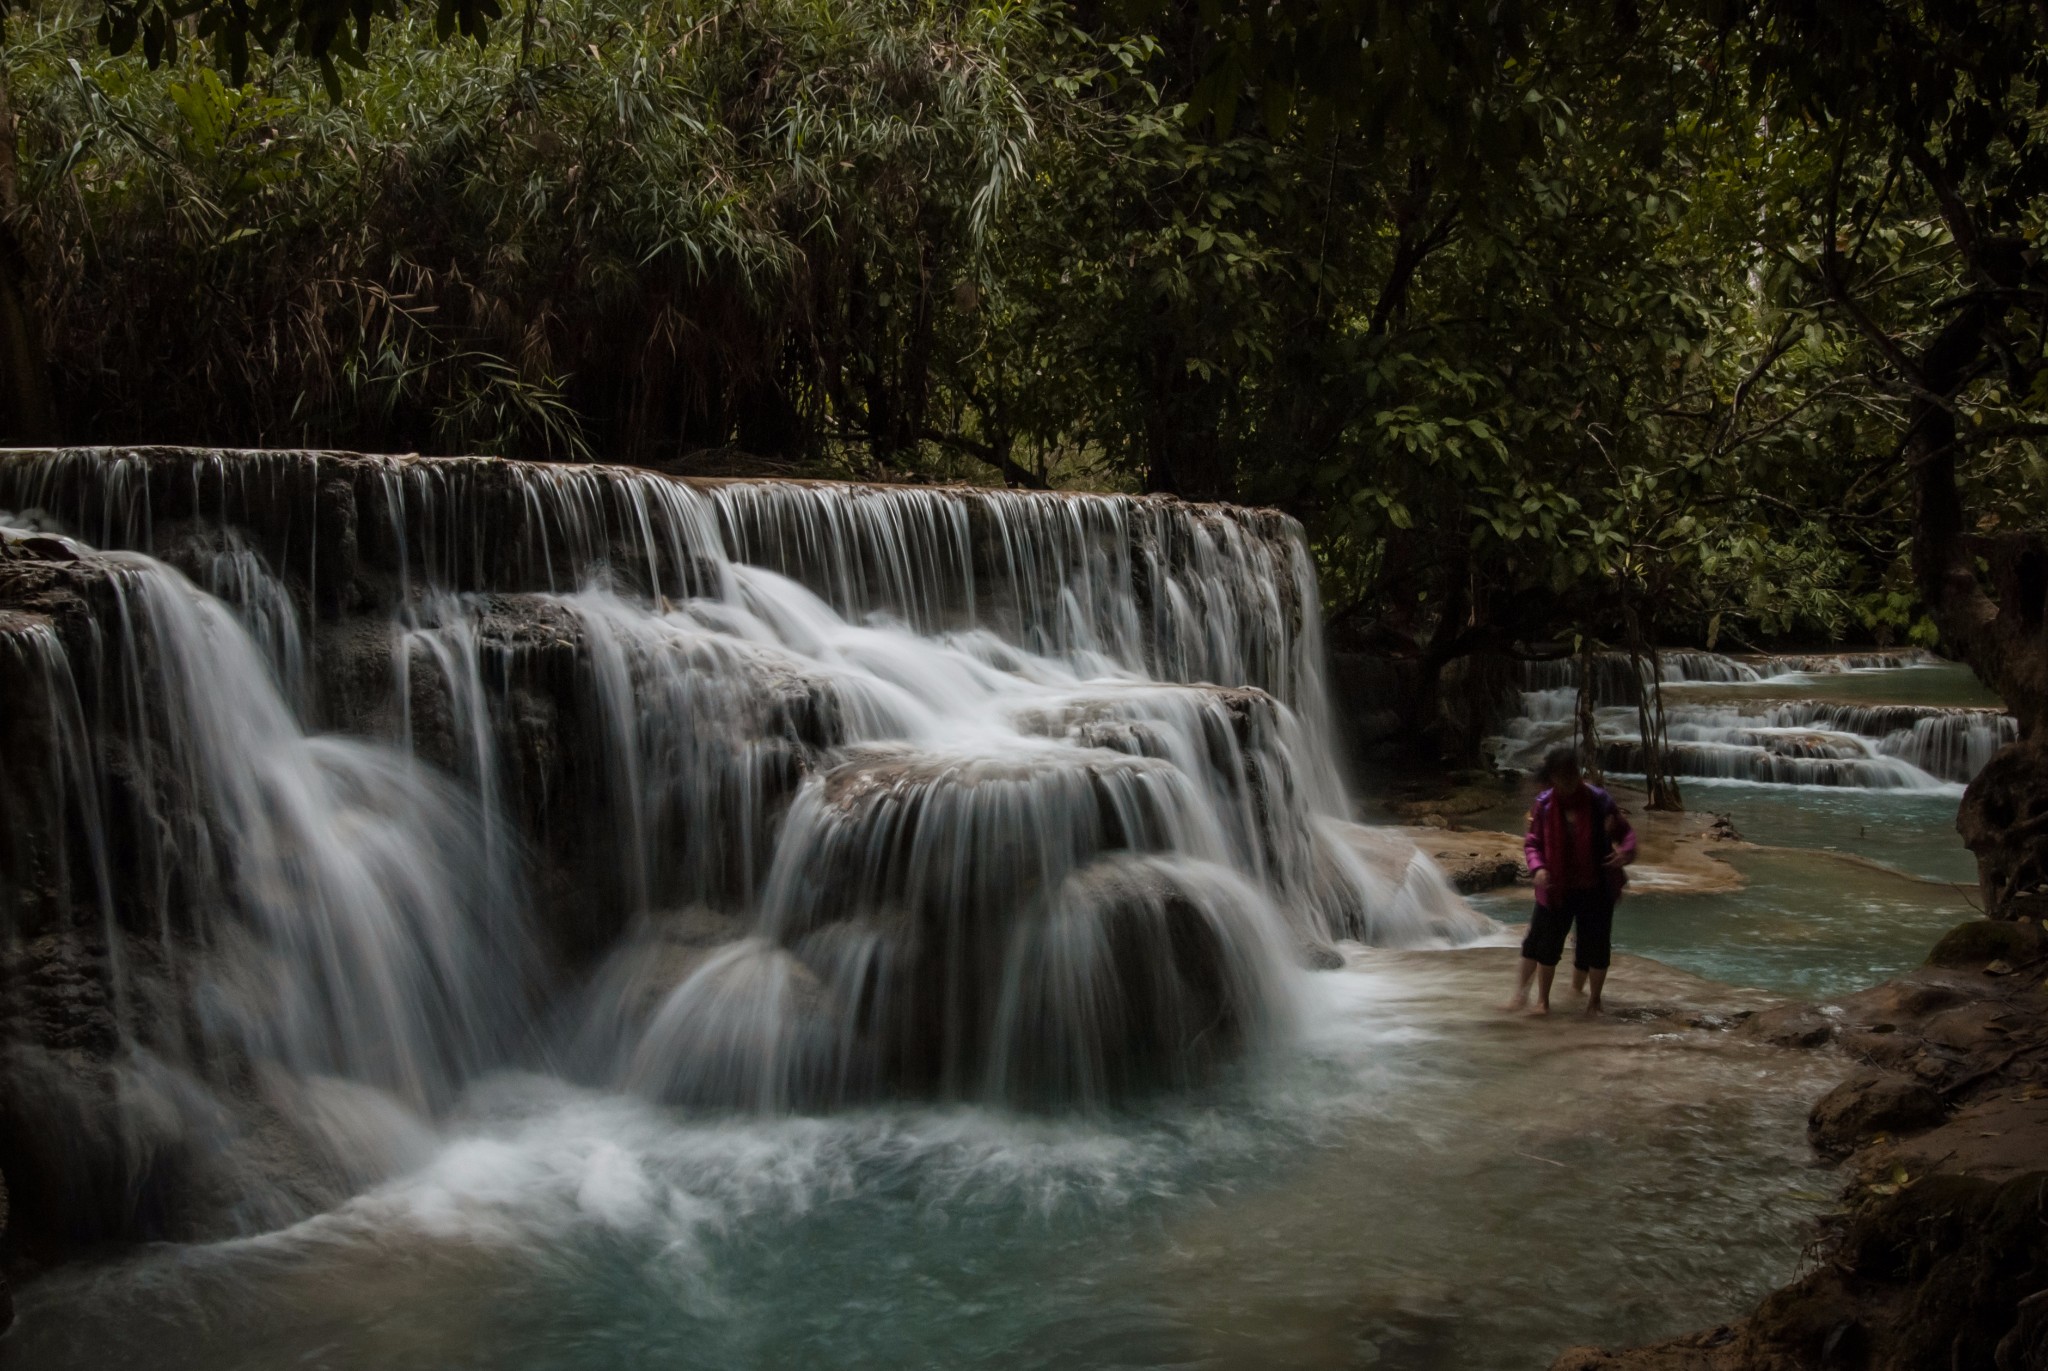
0, 447, 1491, 1143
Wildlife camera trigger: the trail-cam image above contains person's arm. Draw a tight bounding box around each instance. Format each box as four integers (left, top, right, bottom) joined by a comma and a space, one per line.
1605, 801, 1637, 867
1524, 803, 1548, 889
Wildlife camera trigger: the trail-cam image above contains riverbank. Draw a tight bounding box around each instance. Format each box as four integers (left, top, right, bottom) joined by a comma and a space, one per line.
1553, 916, 2048, 1371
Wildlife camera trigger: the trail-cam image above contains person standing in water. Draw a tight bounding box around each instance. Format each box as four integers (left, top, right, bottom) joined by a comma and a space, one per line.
1504, 746, 1636, 1016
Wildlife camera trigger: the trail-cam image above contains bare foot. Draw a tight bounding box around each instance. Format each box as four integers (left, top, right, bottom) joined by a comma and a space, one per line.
1498, 998, 1529, 1014
1525, 1002, 1551, 1017
1583, 1002, 1604, 1018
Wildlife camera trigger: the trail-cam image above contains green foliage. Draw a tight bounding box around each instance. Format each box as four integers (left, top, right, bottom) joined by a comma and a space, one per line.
4, 0, 1080, 466
9, 1, 507, 94
6, 0, 2046, 673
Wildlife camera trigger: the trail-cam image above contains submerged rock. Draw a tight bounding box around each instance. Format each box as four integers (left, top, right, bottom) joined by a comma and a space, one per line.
1396, 825, 1524, 893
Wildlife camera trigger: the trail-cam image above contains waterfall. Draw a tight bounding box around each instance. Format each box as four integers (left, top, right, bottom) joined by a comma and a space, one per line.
2, 537, 532, 1107
0, 604, 119, 997
1515, 648, 1940, 704
1873, 709, 2017, 781
0, 443, 1488, 1239
1492, 648, 2012, 790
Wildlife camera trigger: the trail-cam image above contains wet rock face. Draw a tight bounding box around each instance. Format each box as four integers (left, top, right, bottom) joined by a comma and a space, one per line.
1961, 737, 2048, 919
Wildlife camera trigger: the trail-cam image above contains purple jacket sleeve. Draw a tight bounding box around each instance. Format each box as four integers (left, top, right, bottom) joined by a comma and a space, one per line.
1607, 799, 1637, 862
1523, 800, 1546, 874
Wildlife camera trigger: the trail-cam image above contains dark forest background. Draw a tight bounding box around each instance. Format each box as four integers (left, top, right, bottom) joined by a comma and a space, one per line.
2, 0, 2045, 756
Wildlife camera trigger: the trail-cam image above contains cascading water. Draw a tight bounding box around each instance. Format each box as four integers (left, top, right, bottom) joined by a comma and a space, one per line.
1473, 646, 2004, 1017
0, 450, 1897, 1371
0, 446, 1491, 1261
1, 527, 531, 1106
1494, 649, 2015, 790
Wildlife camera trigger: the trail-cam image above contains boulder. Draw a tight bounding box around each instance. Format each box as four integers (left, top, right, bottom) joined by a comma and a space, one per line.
1960, 738, 2048, 918
1809, 1070, 1946, 1159
1996, 1289, 2048, 1371
1927, 918, 2048, 970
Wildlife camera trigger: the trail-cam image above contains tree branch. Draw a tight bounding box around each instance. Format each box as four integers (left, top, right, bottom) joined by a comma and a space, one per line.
916, 426, 1047, 489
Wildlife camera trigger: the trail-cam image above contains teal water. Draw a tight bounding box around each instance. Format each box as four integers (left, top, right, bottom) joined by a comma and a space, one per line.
1476, 832, 1976, 1001
1664, 782, 1974, 883
1621, 846, 1974, 998
15, 652, 1993, 1371
10, 954, 1837, 1371
1627, 776, 1978, 999
1475, 659, 1994, 1000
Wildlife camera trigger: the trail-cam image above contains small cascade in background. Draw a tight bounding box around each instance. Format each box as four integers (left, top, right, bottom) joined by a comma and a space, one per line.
1493, 648, 2015, 790
0, 445, 1493, 1249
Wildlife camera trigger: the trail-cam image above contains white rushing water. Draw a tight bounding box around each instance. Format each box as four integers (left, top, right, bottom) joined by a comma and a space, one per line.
1493, 649, 2016, 791
0, 449, 1490, 1143
0, 450, 1885, 1371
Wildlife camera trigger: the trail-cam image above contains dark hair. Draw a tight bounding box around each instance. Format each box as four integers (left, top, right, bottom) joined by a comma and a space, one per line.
1538, 746, 1582, 784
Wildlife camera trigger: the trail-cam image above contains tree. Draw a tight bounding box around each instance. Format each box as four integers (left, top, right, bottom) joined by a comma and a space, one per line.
7, 0, 2040, 834
0, 0, 510, 441
1722, 0, 2048, 914
25, 1, 505, 92
3, 0, 1088, 470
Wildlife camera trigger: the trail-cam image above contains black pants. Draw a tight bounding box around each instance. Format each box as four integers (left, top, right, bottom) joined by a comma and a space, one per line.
1520, 887, 1614, 971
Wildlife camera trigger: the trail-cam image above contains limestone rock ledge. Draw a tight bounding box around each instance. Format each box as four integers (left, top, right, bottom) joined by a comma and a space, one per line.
1552, 919, 2048, 1371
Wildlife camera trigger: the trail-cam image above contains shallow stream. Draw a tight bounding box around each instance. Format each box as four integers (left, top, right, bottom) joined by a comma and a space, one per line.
10, 952, 1836, 1371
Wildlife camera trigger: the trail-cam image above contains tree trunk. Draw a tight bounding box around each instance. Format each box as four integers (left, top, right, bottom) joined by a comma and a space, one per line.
1574, 647, 1603, 781
1907, 299, 2048, 736
1893, 241, 2048, 917
1621, 596, 1682, 811
1631, 644, 1683, 811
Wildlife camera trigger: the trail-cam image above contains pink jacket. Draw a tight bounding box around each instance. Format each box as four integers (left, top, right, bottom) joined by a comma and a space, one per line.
1524, 783, 1636, 907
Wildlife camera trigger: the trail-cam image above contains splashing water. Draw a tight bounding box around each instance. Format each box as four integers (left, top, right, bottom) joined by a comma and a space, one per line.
0, 447, 1491, 1142
0, 450, 1878, 1371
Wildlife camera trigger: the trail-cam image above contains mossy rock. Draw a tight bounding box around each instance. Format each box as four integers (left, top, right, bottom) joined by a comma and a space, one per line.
1925, 918, 2048, 969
